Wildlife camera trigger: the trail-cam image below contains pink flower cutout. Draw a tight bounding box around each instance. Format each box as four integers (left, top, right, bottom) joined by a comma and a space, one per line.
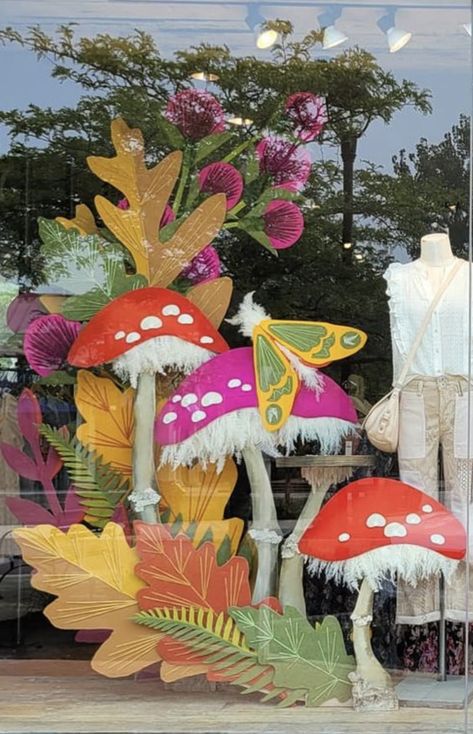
198, 162, 243, 210
285, 92, 328, 142
24, 314, 81, 376
181, 245, 221, 285
165, 90, 226, 141
117, 198, 175, 229
263, 200, 304, 250
256, 137, 311, 192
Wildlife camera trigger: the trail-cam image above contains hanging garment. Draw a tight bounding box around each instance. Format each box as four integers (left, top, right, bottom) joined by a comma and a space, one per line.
396, 376, 473, 623
384, 258, 469, 383
0, 393, 22, 557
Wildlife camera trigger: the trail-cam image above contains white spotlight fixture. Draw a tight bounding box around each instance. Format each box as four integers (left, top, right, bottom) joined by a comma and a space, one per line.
190, 71, 219, 82
378, 8, 412, 53
463, 23, 472, 37
318, 7, 348, 50
245, 4, 278, 50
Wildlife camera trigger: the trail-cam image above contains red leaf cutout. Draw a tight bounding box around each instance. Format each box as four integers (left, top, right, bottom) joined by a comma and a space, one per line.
6, 497, 56, 525
17, 389, 42, 454
45, 445, 63, 479
135, 522, 251, 612
0, 444, 40, 481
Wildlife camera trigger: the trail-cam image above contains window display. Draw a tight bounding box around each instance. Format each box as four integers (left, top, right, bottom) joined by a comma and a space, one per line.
0, 1, 472, 731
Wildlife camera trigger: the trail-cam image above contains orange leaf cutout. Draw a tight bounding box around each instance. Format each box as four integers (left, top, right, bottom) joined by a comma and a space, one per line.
38, 295, 68, 314
75, 371, 134, 477
186, 276, 233, 328
157, 458, 237, 522
179, 518, 243, 557
13, 523, 161, 678
135, 522, 251, 612
56, 204, 98, 235
87, 118, 226, 286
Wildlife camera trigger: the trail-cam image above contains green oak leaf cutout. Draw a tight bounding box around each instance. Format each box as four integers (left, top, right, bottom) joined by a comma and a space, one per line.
38, 218, 147, 321
229, 605, 355, 707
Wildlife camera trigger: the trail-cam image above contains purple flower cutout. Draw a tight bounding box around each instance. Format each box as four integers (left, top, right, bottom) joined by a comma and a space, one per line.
198, 162, 243, 210
165, 89, 226, 141
263, 200, 304, 250
181, 245, 222, 285
256, 137, 311, 192
24, 314, 81, 377
285, 92, 328, 142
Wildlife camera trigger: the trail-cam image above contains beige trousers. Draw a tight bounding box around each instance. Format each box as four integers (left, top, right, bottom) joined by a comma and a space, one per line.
397, 375, 473, 624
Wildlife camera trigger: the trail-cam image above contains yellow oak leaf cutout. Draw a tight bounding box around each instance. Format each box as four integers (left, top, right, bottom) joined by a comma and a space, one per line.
75, 370, 134, 477
186, 276, 233, 328
87, 118, 226, 287
157, 458, 243, 554
56, 204, 98, 235
13, 523, 161, 678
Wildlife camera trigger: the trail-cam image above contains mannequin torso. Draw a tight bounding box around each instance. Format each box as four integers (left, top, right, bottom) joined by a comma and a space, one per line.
419, 233, 457, 291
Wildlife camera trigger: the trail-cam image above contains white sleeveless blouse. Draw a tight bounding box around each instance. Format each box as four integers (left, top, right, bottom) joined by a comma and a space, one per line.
383, 258, 470, 383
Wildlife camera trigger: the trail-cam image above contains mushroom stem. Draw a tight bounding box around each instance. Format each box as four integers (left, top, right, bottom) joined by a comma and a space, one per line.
242, 446, 282, 604
130, 372, 160, 523
350, 578, 398, 711
279, 485, 328, 615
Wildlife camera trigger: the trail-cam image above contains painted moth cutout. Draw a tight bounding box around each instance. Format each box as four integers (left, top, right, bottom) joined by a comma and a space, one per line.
229, 293, 367, 431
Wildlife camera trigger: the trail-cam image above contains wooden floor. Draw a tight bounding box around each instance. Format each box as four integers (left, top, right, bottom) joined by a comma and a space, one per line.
0, 661, 472, 734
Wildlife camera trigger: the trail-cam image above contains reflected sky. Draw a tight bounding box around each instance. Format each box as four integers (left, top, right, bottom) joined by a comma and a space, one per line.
0, 0, 471, 166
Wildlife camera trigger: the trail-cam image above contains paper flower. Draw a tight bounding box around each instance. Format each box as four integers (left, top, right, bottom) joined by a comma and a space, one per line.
285, 92, 328, 142
263, 200, 304, 250
198, 162, 244, 211
256, 137, 311, 192
117, 198, 175, 228
165, 90, 226, 141
24, 314, 81, 376
181, 245, 221, 285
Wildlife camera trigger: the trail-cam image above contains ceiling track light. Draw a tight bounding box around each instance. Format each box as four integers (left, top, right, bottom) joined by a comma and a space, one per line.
318, 6, 348, 50
377, 7, 412, 53
190, 71, 219, 82
245, 3, 278, 50
463, 23, 472, 36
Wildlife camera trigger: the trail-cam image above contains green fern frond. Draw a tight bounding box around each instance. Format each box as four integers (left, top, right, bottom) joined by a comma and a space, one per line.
40, 424, 130, 528
133, 606, 304, 706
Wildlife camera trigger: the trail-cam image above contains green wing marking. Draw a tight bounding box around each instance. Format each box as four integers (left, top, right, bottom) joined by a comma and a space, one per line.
341, 331, 362, 349
268, 375, 294, 403
267, 323, 327, 352
265, 404, 283, 426
312, 333, 336, 360
255, 333, 286, 392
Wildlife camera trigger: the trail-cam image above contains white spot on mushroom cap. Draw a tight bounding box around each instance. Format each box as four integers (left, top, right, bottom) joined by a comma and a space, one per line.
201, 391, 223, 407
423, 504, 433, 513
406, 513, 421, 525
241, 384, 252, 392
200, 336, 214, 344
191, 410, 207, 423
162, 304, 180, 316
178, 313, 194, 325
162, 412, 178, 424
338, 533, 350, 542
181, 393, 198, 407
384, 522, 407, 539
228, 379, 241, 388
431, 534, 445, 546
366, 513, 386, 528
126, 332, 141, 344
171, 395, 182, 404
141, 316, 163, 330
115, 330, 126, 340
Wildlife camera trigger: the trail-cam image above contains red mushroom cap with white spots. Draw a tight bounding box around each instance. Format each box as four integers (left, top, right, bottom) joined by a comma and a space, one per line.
67, 287, 228, 386
298, 477, 466, 591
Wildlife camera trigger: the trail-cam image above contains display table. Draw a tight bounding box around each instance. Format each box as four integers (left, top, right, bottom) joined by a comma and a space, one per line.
275, 455, 376, 614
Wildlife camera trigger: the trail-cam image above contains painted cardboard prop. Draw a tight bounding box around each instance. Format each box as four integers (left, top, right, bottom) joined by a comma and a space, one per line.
299, 477, 466, 711
11, 101, 374, 708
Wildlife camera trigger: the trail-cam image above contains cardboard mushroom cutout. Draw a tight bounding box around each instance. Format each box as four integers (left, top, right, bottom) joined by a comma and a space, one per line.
68, 287, 228, 522
299, 477, 466, 712
157, 346, 359, 603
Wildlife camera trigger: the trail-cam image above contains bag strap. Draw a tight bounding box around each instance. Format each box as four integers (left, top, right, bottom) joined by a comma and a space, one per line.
393, 258, 463, 389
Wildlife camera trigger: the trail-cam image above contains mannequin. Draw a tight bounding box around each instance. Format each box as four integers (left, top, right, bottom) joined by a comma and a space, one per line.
383, 233, 473, 629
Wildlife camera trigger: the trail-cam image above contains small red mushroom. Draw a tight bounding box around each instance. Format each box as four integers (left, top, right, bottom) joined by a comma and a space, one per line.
298, 478, 466, 711
67, 286, 228, 523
